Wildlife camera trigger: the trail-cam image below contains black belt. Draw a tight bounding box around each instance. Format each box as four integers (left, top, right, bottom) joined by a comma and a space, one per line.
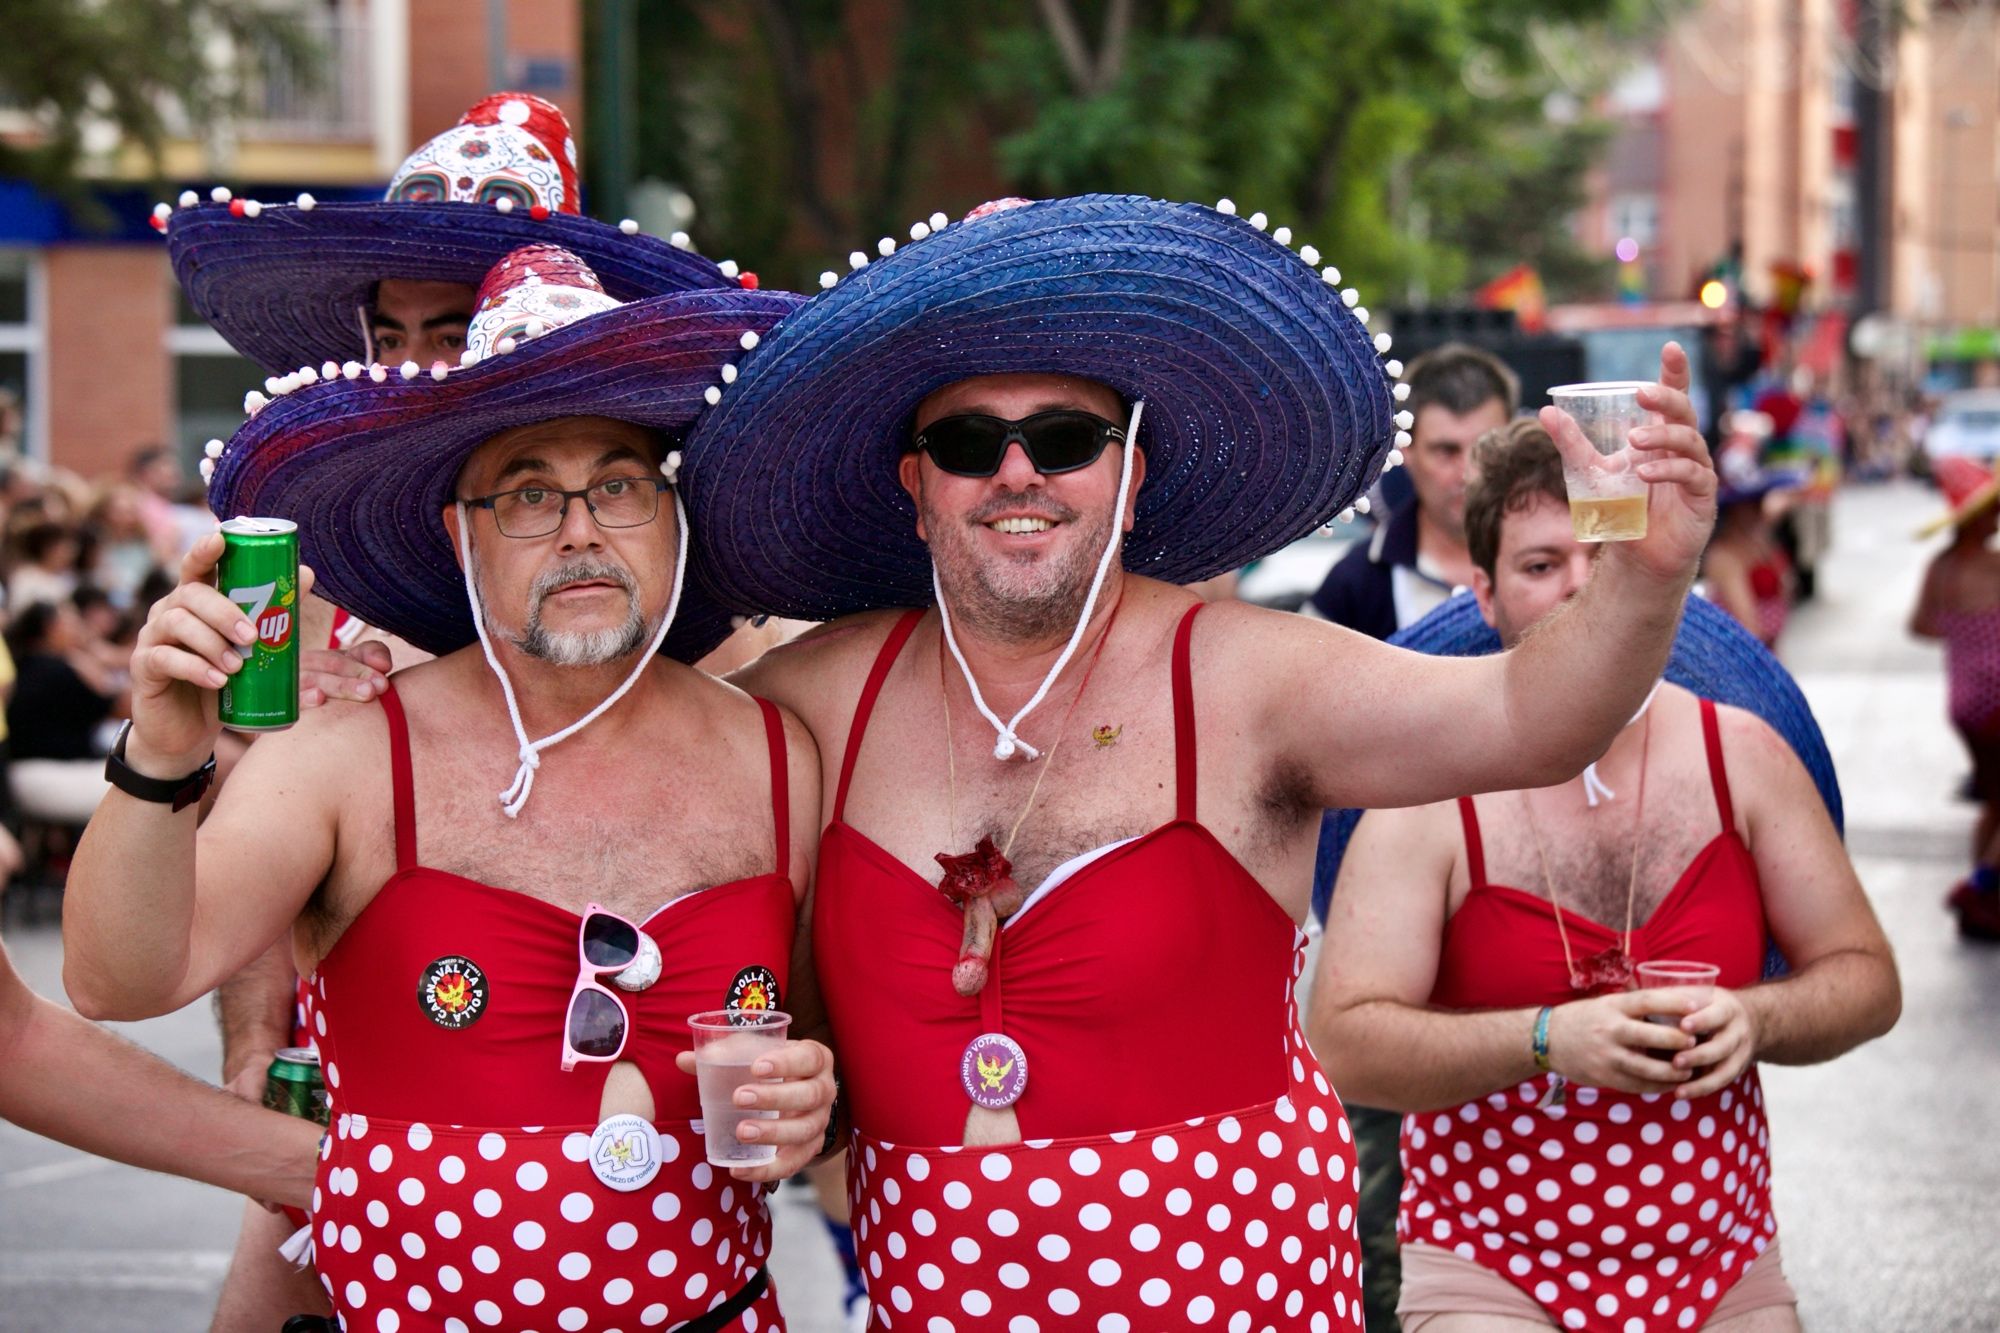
281, 1267, 769, 1333
673, 1267, 770, 1332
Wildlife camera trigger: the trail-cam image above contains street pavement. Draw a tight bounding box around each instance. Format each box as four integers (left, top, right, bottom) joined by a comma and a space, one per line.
1, 478, 1994, 1331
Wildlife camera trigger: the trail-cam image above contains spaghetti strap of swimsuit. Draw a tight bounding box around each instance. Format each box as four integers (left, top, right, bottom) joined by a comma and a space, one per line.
378, 680, 416, 872
1171, 601, 1204, 822
832, 610, 926, 823
1456, 796, 1488, 889
1700, 697, 1734, 834
755, 696, 790, 879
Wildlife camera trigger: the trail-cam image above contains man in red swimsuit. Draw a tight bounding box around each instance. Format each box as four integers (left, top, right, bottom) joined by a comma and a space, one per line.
1307, 418, 1899, 1331
166, 92, 752, 1329
680, 196, 1729, 1330
63, 252, 831, 1332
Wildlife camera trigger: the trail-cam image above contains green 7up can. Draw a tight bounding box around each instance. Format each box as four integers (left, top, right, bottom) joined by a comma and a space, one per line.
217, 517, 300, 732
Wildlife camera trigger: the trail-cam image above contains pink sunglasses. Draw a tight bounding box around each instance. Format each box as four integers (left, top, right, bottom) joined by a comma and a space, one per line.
560, 903, 644, 1072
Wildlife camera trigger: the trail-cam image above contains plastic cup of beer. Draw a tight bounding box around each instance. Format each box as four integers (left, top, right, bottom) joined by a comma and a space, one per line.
1635, 960, 1719, 1026
689, 1008, 790, 1168
1547, 382, 1661, 542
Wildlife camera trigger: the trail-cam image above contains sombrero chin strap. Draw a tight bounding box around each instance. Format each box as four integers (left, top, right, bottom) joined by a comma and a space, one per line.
937, 398, 1145, 762
454, 493, 689, 817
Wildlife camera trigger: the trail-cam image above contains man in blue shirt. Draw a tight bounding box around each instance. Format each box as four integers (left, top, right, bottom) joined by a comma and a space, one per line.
1310, 344, 1518, 639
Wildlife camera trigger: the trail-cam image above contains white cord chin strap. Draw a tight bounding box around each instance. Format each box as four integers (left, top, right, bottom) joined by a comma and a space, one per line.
936, 399, 1145, 762
456, 493, 689, 817
1582, 679, 1664, 808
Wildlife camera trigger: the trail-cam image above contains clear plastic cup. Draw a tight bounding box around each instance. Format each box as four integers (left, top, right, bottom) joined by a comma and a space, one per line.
688, 1009, 790, 1168
1547, 381, 1662, 542
1635, 960, 1720, 1026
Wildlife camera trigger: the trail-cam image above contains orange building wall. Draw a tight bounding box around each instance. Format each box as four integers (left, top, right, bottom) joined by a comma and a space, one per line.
43, 247, 171, 477
406, 0, 583, 148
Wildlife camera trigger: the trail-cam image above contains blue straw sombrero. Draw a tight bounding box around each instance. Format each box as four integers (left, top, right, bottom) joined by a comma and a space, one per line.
1311, 590, 1843, 928
681, 194, 1408, 619
163, 93, 746, 376
205, 245, 802, 663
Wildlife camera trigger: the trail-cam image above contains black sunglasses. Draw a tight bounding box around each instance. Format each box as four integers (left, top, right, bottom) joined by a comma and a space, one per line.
912, 410, 1127, 478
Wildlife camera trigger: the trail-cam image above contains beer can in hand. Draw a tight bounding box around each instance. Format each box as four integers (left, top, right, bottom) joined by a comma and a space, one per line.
263, 1046, 330, 1126
217, 517, 300, 732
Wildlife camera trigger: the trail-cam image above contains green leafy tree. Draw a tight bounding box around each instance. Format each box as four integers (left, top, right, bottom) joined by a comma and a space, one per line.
0, 0, 311, 214
589, 0, 1664, 302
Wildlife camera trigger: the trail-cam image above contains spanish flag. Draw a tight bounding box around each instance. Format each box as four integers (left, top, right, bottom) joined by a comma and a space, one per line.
1475, 264, 1547, 332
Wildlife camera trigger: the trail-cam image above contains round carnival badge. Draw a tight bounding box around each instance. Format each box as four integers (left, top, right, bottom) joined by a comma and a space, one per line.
726, 965, 781, 1018
417, 955, 489, 1030
960, 1032, 1028, 1110
587, 1113, 663, 1192
610, 932, 662, 993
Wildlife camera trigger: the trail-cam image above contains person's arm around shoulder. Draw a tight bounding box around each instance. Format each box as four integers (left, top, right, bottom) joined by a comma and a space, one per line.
63, 535, 346, 1020
1308, 801, 1704, 1110
0, 944, 320, 1208
1664, 706, 1901, 1099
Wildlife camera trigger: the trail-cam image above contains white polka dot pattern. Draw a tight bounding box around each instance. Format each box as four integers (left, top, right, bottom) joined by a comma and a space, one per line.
312, 1116, 782, 1330
1396, 1072, 1777, 1332
848, 934, 1360, 1329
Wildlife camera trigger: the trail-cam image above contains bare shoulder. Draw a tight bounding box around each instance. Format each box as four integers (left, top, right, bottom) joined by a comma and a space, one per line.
228, 686, 392, 789
684, 667, 823, 773
729, 609, 921, 716
1708, 698, 1822, 818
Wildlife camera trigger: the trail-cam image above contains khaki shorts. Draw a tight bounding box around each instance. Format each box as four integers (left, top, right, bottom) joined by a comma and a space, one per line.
1398, 1238, 1798, 1330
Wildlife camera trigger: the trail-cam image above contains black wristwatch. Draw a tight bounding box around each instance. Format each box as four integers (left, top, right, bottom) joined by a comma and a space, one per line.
104, 721, 216, 812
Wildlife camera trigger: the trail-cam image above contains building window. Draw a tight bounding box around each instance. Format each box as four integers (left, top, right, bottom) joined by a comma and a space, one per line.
1609, 193, 1661, 249
169, 285, 263, 473
0, 249, 46, 462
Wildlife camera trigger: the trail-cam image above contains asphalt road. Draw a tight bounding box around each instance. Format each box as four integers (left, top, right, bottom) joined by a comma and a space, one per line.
1, 478, 1993, 1331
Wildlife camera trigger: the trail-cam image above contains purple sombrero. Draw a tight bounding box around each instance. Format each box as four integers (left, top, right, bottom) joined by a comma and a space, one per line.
681, 193, 1408, 619
205, 244, 803, 662
164, 93, 751, 376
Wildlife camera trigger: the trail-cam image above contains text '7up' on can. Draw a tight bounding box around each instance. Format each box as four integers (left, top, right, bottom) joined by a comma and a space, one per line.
263, 1046, 330, 1126
217, 516, 300, 732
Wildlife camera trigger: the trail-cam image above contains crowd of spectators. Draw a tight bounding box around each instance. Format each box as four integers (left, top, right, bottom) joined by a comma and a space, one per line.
0, 443, 212, 888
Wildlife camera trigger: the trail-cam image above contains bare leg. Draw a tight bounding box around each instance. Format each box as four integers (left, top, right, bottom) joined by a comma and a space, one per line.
1399, 1314, 1553, 1331
208, 1200, 329, 1332
1974, 800, 2000, 869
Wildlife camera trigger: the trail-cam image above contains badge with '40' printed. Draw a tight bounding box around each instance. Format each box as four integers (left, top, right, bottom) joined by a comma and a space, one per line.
588, 1113, 663, 1191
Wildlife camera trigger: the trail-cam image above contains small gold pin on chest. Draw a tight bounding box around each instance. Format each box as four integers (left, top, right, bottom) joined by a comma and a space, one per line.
1091, 724, 1122, 749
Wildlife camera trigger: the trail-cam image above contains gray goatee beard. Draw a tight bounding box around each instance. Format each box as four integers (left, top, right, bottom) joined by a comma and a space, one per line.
922, 490, 1114, 645
501, 558, 650, 666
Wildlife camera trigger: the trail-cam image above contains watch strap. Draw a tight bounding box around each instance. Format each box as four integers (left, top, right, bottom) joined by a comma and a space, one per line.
105, 722, 216, 813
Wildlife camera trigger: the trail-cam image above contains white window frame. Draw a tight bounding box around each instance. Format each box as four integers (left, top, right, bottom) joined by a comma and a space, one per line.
0, 248, 49, 463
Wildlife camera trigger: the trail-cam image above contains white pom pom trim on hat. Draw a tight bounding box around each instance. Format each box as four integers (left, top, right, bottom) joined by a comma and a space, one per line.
739, 331, 760, 351
369, 364, 388, 383
618, 218, 639, 235
399, 360, 421, 379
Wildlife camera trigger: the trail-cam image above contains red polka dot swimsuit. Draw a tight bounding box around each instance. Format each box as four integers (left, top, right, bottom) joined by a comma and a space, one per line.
1936, 605, 2000, 737
816, 605, 1362, 1332
1402, 699, 1779, 1332
302, 683, 796, 1333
